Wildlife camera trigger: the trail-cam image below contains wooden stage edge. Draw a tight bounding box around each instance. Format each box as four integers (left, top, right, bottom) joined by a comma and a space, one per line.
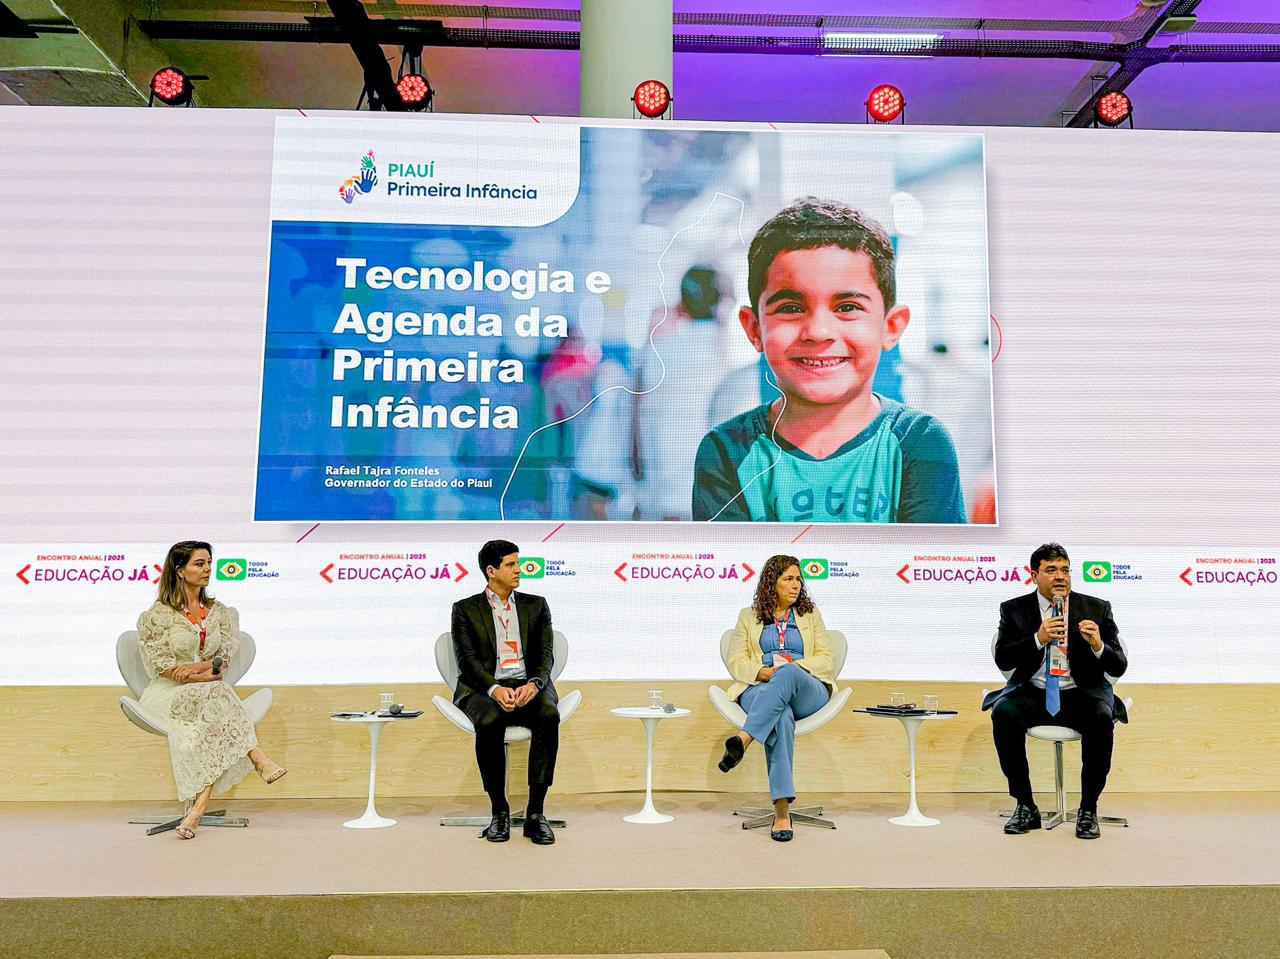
1, 679, 1277, 802
2, 887, 1278, 959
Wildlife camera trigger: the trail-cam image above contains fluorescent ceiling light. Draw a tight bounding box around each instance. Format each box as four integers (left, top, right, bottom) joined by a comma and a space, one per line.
821, 32, 942, 56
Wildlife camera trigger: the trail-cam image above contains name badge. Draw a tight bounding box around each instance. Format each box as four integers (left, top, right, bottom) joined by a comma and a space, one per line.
1049, 639, 1069, 677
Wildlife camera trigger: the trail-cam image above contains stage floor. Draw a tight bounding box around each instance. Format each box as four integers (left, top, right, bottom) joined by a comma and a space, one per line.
5, 791, 1279, 899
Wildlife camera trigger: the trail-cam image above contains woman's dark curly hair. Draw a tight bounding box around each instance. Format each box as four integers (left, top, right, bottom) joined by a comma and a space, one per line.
752, 554, 815, 624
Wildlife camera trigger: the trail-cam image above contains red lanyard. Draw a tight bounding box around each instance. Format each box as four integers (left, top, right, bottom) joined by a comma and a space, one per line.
486, 591, 512, 636
773, 611, 791, 649
488, 591, 522, 666
182, 604, 208, 653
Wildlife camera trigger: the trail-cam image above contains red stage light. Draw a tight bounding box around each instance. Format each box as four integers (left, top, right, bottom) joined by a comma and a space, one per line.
396, 73, 431, 108
150, 67, 192, 106
866, 84, 904, 123
1096, 91, 1132, 127
633, 79, 671, 118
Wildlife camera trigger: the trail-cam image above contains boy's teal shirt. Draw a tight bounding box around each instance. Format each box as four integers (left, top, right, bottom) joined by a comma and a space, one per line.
692, 395, 967, 523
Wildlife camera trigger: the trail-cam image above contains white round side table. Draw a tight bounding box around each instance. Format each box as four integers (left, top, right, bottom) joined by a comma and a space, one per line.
331, 713, 418, 829
609, 706, 691, 824
853, 709, 955, 827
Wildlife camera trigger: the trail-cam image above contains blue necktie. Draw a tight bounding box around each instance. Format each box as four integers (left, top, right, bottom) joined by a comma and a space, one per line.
1045, 649, 1061, 716
1044, 597, 1064, 716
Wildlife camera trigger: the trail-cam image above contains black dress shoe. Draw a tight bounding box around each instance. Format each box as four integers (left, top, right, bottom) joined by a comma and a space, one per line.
1075, 808, 1101, 840
523, 813, 556, 845
1003, 803, 1042, 835
718, 735, 746, 772
480, 811, 510, 842
770, 817, 794, 842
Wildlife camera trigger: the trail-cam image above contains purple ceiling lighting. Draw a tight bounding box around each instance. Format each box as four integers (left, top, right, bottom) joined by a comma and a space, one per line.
28, 1, 1280, 129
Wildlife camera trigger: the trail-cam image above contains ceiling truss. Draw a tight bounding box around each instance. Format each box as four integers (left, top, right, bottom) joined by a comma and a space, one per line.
3, 2, 1279, 121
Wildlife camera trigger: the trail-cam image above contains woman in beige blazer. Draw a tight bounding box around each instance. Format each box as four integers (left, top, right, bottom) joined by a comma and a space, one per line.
718, 554, 834, 840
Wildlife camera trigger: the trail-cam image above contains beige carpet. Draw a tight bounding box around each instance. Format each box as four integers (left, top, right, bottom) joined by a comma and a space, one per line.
3, 791, 1279, 899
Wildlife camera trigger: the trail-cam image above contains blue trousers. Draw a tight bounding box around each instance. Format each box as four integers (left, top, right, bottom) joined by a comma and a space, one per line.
737, 664, 830, 802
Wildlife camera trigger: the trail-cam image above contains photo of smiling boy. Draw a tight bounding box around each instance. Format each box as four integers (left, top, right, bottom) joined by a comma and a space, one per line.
692, 197, 966, 523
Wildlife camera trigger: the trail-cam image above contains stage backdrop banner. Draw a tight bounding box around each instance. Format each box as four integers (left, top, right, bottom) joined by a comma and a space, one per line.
3, 108, 1280, 690
3, 542, 1276, 686
256, 117, 994, 524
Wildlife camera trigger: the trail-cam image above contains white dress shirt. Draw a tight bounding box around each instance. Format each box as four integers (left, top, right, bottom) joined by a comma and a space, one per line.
1028, 591, 1104, 691
485, 587, 526, 697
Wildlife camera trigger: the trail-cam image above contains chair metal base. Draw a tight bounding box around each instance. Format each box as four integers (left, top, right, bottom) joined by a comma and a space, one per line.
734, 804, 836, 830
131, 809, 251, 836
998, 739, 1129, 830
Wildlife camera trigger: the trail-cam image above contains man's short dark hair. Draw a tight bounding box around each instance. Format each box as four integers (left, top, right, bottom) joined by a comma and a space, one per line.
479, 539, 519, 579
1030, 543, 1070, 571
746, 196, 896, 312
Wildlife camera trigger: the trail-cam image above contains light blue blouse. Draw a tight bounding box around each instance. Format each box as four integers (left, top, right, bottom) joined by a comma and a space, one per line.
759, 609, 806, 667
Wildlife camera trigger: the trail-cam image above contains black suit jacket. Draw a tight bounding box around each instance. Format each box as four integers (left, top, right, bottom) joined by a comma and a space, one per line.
981, 589, 1128, 723
450, 591, 558, 708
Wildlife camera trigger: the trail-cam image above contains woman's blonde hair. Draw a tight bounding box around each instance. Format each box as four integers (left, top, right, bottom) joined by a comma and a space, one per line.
156, 540, 217, 610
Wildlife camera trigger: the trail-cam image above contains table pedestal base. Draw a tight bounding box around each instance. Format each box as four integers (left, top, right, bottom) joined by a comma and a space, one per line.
609, 708, 691, 825
621, 716, 674, 824
624, 802, 673, 825
890, 715, 941, 828
343, 721, 396, 829
889, 808, 940, 828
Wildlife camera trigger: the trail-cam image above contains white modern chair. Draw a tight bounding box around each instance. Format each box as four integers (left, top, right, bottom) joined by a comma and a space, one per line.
117, 629, 273, 834
986, 631, 1132, 830
431, 629, 582, 829
708, 628, 852, 830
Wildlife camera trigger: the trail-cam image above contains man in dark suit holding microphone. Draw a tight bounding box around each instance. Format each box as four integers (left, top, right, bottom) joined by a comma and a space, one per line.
451, 539, 559, 845
983, 543, 1128, 839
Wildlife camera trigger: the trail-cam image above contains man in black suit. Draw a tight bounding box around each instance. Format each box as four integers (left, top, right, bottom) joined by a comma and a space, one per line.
451, 539, 559, 845
982, 543, 1128, 840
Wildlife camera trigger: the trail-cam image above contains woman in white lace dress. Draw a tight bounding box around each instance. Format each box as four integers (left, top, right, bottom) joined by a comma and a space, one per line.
137, 540, 287, 838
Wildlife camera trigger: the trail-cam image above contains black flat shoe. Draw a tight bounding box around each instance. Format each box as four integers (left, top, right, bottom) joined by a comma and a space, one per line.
1003, 803, 1042, 835
1075, 808, 1101, 840
523, 813, 556, 845
770, 817, 793, 842
480, 811, 510, 842
718, 735, 745, 772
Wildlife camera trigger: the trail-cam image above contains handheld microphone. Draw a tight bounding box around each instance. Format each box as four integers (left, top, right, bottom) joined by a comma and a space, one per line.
1049, 591, 1068, 656
212, 656, 223, 675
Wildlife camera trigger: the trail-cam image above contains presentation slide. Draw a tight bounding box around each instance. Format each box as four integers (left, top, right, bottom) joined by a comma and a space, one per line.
257, 119, 993, 524
1, 108, 1278, 687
